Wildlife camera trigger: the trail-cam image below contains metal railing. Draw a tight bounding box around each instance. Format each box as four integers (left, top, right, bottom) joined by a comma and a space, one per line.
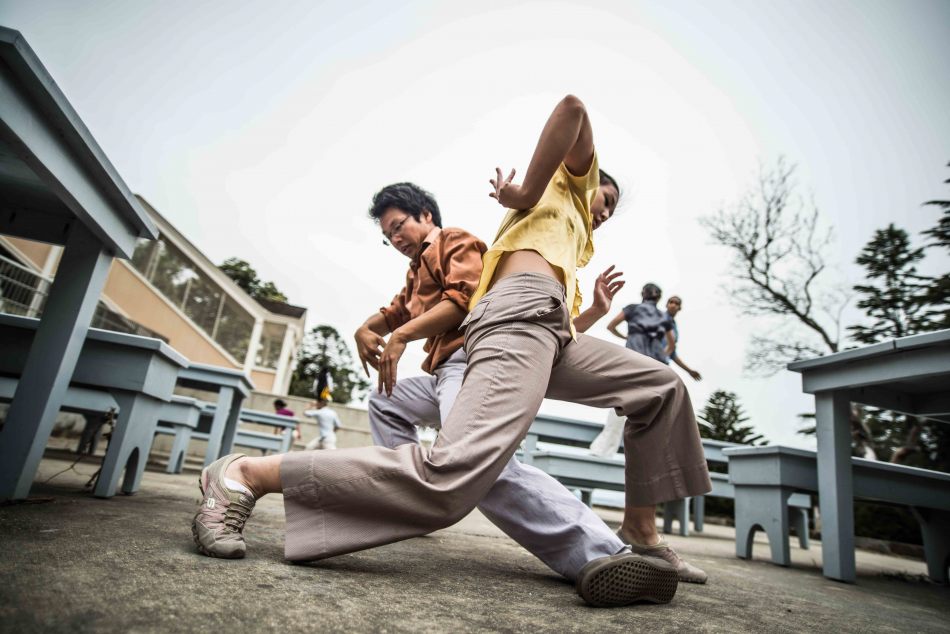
0, 253, 167, 342
0, 254, 50, 317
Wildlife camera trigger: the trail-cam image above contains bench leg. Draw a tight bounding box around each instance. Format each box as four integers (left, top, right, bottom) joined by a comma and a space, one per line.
521, 433, 538, 466
279, 428, 293, 453
734, 486, 791, 566
579, 489, 593, 507
793, 508, 810, 549
911, 508, 950, 585
166, 426, 192, 475
662, 498, 689, 537
693, 495, 705, 533
815, 391, 856, 582
203, 387, 234, 467
77, 414, 105, 455
0, 226, 112, 499
94, 394, 159, 498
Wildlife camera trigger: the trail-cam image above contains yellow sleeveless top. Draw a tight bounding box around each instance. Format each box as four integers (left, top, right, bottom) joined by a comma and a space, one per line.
468, 153, 599, 336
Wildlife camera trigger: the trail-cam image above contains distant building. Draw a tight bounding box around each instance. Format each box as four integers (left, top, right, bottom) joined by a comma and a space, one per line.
0, 195, 306, 395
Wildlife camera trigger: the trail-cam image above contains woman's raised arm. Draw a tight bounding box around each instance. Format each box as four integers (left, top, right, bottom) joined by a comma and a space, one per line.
489, 95, 595, 210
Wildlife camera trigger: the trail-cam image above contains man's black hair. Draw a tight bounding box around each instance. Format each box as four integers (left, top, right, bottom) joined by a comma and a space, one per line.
274, 399, 287, 409
369, 182, 442, 228
641, 283, 662, 302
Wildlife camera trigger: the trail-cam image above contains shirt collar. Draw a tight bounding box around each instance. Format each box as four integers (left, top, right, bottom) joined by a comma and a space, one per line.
411, 227, 442, 263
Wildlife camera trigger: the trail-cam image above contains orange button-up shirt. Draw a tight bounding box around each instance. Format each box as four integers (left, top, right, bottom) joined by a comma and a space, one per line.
379, 227, 487, 374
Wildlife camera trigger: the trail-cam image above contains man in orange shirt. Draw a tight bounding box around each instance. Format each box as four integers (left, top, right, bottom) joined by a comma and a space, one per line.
352, 182, 629, 582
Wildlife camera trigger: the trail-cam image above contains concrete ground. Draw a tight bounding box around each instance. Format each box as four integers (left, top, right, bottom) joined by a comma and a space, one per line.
1, 456, 947, 634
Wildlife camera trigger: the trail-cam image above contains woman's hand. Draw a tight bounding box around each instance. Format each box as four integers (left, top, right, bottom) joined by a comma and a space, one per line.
489, 167, 532, 209
592, 265, 625, 314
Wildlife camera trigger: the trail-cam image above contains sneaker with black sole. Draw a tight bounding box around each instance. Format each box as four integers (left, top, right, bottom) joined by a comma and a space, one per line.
192, 453, 256, 559
575, 551, 679, 607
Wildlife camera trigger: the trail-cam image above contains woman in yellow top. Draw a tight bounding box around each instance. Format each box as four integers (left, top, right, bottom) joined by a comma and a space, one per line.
192, 95, 711, 609
467, 95, 711, 588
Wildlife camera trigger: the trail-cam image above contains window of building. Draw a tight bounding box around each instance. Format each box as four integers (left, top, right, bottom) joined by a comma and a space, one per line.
256, 321, 287, 369
130, 235, 255, 362
215, 297, 255, 362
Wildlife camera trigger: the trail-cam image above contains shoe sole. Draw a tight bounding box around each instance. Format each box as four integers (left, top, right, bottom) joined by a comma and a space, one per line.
576, 554, 679, 607
192, 470, 245, 559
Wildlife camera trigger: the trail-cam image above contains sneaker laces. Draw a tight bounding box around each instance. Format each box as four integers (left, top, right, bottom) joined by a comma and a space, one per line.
223, 497, 253, 533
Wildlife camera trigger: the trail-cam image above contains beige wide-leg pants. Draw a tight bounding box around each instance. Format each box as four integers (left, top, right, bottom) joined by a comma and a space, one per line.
281, 273, 710, 562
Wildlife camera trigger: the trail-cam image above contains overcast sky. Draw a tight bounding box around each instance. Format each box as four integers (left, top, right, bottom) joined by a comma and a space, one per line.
2, 0, 948, 447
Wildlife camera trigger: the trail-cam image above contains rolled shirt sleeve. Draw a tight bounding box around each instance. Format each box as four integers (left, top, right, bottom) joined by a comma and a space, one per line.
433, 229, 487, 312
379, 286, 412, 332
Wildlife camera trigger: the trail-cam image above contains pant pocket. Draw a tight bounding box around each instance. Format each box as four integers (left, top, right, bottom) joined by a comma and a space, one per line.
533, 295, 564, 318
460, 298, 491, 331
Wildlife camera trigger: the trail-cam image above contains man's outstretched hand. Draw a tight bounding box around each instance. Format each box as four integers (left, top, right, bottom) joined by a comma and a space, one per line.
354, 325, 386, 376
377, 331, 408, 397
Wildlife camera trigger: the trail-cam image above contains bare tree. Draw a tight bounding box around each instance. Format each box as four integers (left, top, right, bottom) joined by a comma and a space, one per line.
701, 158, 848, 375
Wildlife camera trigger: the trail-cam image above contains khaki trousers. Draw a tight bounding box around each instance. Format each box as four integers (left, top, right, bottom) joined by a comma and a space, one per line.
366, 349, 624, 580
282, 273, 710, 562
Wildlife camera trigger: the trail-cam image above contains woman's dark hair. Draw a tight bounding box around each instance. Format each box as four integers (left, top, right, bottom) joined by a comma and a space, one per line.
274, 399, 287, 409
641, 283, 662, 302
599, 169, 620, 201
369, 182, 442, 228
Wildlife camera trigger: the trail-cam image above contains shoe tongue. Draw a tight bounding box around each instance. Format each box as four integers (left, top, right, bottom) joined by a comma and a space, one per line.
224, 477, 251, 495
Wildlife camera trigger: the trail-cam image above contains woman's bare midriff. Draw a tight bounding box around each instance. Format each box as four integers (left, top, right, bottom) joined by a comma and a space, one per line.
490, 250, 564, 289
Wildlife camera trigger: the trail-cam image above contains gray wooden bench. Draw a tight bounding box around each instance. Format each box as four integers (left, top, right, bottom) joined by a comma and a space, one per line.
0, 375, 121, 455
175, 363, 254, 468
724, 445, 950, 583
523, 414, 694, 535
152, 395, 202, 474
676, 439, 810, 548
524, 414, 810, 544
0, 375, 119, 420
154, 402, 297, 472
0, 314, 187, 498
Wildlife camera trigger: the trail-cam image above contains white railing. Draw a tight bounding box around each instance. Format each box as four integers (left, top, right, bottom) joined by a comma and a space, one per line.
0, 254, 50, 318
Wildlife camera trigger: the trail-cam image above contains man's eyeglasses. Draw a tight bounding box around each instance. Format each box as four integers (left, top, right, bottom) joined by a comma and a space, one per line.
382, 216, 409, 246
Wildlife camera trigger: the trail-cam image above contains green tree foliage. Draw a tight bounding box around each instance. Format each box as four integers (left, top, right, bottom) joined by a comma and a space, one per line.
920, 164, 950, 329
848, 225, 929, 344
841, 169, 950, 470
289, 325, 370, 404
698, 390, 764, 446
218, 257, 288, 303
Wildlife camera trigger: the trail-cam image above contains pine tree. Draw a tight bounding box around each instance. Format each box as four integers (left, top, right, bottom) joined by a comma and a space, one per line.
843, 168, 950, 469
920, 165, 950, 330
847, 225, 929, 344
698, 390, 764, 446
289, 325, 370, 404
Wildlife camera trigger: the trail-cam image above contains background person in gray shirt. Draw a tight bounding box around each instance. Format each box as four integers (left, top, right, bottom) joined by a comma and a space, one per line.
592, 283, 676, 458
606, 282, 674, 362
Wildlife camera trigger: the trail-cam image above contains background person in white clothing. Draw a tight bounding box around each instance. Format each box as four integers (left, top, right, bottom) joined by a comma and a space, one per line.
303, 398, 341, 451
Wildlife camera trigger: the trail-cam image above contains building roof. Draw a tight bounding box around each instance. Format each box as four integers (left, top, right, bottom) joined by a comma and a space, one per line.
254, 297, 307, 319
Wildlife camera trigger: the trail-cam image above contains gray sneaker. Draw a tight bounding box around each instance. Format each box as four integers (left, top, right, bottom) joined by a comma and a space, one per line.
575, 551, 679, 607
192, 454, 255, 559
619, 531, 708, 584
